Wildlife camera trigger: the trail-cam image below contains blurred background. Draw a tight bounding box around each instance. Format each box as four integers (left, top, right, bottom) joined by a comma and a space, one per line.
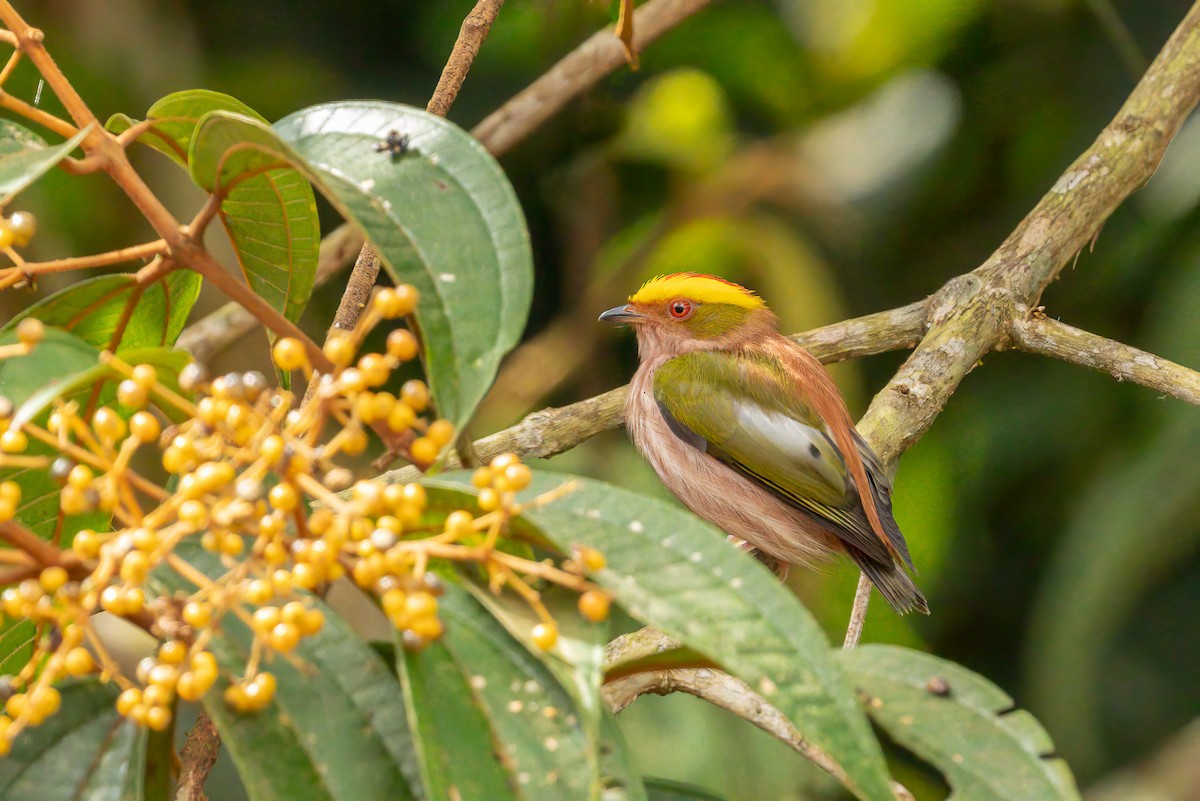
8, 0, 1200, 797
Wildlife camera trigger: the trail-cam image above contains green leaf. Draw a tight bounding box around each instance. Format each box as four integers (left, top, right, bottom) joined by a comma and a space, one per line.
155, 544, 419, 801
840, 645, 1080, 801
0, 679, 143, 801
107, 89, 264, 167
4, 271, 202, 352
0, 120, 91, 204
0, 618, 36, 675
644, 778, 728, 801
113, 91, 320, 328
421, 472, 895, 801
399, 634, 518, 801
189, 101, 533, 429
402, 583, 599, 800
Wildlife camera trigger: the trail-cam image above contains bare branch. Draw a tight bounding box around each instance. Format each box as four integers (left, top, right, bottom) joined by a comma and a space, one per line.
426, 0, 506, 118
842, 573, 873, 649
1010, 308, 1200, 405
175, 712, 221, 801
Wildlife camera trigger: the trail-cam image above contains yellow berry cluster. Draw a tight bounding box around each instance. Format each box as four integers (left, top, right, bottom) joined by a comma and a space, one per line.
0, 211, 39, 292
0, 285, 609, 752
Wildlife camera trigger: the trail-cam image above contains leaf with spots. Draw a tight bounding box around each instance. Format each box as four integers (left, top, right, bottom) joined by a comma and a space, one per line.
0, 119, 90, 204
420, 472, 895, 801
401, 583, 604, 800
154, 542, 421, 801
0, 679, 144, 801
188, 101, 533, 429
839, 645, 1080, 800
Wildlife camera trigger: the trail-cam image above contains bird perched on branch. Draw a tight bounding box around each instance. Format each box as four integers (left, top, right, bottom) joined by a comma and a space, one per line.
600, 273, 928, 614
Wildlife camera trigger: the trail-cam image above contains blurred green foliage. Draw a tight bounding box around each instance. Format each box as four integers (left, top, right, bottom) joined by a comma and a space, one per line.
10, 0, 1200, 797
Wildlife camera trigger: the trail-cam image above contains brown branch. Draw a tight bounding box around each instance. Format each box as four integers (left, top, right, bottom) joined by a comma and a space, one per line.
1009, 308, 1200, 405
426, 0, 506, 117
175, 712, 221, 801
602, 628, 911, 800
0, 520, 84, 577
472, 0, 711, 155
177, 0, 715, 363
0, 239, 166, 278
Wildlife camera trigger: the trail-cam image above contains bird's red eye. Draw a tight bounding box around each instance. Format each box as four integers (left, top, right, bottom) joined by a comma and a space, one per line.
668, 300, 694, 319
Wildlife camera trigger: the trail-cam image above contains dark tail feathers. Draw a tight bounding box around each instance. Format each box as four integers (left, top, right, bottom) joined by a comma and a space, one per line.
850, 549, 930, 615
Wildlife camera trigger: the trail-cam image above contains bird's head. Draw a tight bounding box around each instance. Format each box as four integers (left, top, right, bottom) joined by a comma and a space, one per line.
599, 273, 775, 353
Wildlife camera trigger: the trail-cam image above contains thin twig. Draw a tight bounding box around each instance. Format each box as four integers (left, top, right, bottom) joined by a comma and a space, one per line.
0, 239, 166, 278
1009, 308, 1200, 405
842, 573, 872, 649
426, 0, 506, 117
174, 712, 221, 801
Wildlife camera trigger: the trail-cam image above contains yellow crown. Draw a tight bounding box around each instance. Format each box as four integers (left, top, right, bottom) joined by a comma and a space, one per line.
630, 273, 765, 310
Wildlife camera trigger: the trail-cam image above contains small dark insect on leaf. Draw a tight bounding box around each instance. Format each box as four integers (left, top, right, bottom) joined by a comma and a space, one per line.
925, 676, 951, 696
375, 129, 412, 160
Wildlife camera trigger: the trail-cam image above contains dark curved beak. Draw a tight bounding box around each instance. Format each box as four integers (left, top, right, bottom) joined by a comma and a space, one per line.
598, 304, 645, 324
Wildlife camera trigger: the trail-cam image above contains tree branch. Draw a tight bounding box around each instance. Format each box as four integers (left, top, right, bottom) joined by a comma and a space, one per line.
1009, 308, 1200, 405
426, 0, 506, 118
174, 712, 220, 801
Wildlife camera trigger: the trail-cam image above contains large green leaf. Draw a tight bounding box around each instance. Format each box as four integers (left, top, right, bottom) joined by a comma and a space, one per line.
188, 102, 533, 428
0, 120, 91, 204
644, 778, 728, 801
400, 583, 600, 800
841, 645, 1079, 801
421, 472, 895, 801
398, 624, 520, 800
0, 680, 143, 801
113, 90, 320, 327
156, 544, 419, 801
0, 618, 36, 675
3, 271, 201, 351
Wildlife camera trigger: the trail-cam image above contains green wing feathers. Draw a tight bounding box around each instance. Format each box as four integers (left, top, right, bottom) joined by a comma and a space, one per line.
653, 351, 927, 613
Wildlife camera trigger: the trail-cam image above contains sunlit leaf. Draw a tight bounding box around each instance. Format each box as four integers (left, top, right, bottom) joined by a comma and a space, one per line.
0, 680, 143, 801
0, 120, 90, 204
106, 89, 263, 167
188, 101, 533, 429
421, 472, 895, 801
842, 645, 1079, 800
4, 271, 201, 351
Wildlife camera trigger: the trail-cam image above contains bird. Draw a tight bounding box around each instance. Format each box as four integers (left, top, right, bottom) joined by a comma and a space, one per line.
599, 273, 928, 614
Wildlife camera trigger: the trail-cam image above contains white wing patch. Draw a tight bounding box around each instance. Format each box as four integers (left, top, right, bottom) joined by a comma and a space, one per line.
730, 401, 848, 493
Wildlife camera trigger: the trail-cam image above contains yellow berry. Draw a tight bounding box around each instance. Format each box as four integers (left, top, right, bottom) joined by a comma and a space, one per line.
129, 411, 160, 443
252, 607, 281, 633
158, 641, 187, 665
386, 329, 419, 361
64, 647, 94, 676
471, 469, 493, 491
191, 651, 218, 680
268, 482, 299, 512
578, 590, 611, 622
426, 419, 454, 447
490, 453, 519, 471
357, 353, 390, 387
117, 379, 148, 409
502, 463, 532, 492
183, 601, 211, 629
340, 427, 368, 456
405, 591, 438, 619
0, 429, 26, 453
38, 566, 68, 593
0, 224, 14, 249
477, 488, 499, 512
175, 671, 204, 702
408, 615, 444, 640
375, 286, 418, 318
381, 588, 408, 619
323, 334, 356, 367
444, 510, 474, 538
531, 622, 559, 651
410, 437, 438, 465
116, 688, 142, 716
401, 483, 426, 507
146, 705, 172, 731
387, 401, 416, 432
224, 683, 249, 711
400, 380, 429, 412
91, 407, 125, 441
148, 663, 179, 689
7, 211, 36, 247
67, 464, 94, 490
579, 547, 606, 572
272, 337, 309, 372
15, 317, 43, 347
268, 622, 300, 652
